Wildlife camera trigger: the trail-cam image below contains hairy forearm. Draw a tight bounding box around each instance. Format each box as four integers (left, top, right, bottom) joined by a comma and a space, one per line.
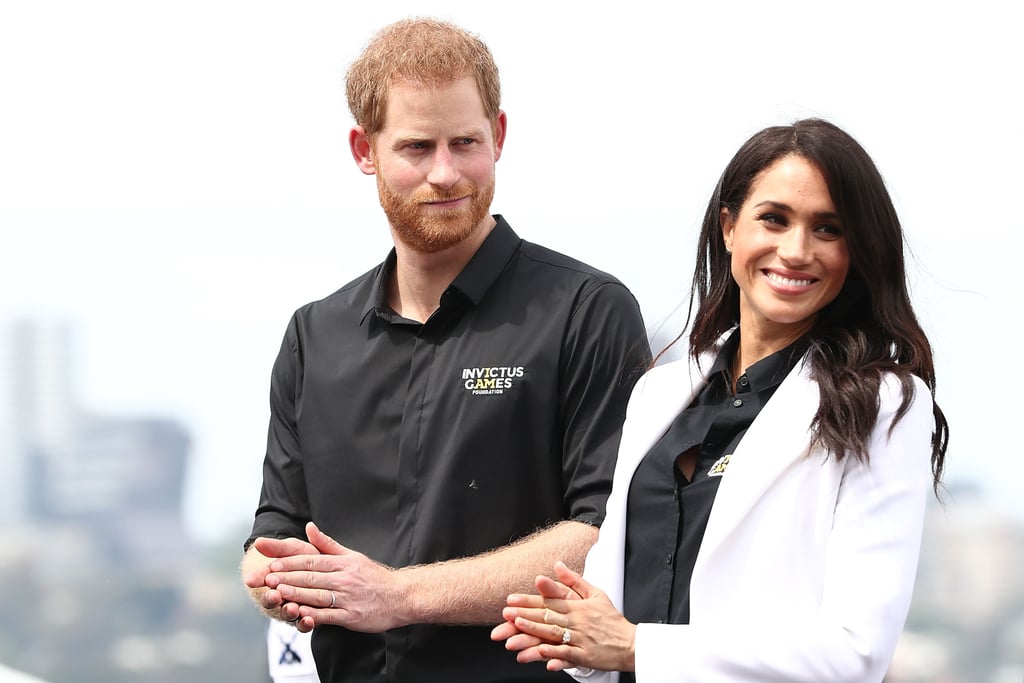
393, 520, 598, 627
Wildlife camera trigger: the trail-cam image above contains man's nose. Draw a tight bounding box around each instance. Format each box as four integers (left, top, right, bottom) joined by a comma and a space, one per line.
426, 147, 459, 188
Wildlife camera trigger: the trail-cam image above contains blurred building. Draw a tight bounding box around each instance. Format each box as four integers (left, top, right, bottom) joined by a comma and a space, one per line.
0, 320, 193, 572
0, 319, 294, 683
890, 485, 1024, 682
0, 320, 77, 526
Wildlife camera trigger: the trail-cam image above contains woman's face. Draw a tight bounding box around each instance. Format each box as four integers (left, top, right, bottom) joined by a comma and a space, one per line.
722, 154, 850, 348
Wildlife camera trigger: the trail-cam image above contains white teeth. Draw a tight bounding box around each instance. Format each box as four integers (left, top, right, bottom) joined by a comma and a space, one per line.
766, 272, 812, 287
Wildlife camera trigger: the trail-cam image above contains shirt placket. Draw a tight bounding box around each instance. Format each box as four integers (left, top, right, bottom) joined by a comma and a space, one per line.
394, 327, 435, 567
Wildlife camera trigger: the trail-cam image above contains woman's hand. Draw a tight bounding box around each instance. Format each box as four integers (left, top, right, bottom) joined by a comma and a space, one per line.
492, 561, 637, 673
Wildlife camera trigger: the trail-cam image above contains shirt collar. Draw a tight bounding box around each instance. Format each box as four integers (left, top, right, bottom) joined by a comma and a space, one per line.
707, 330, 739, 377
359, 250, 398, 325
449, 215, 520, 305
710, 329, 808, 392
359, 215, 521, 325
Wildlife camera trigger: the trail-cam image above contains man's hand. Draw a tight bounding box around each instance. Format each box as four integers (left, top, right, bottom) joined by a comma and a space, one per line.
258, 521, 408, 634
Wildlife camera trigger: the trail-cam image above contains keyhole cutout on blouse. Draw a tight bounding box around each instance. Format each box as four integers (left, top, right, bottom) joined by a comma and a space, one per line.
676, 445, 699, 482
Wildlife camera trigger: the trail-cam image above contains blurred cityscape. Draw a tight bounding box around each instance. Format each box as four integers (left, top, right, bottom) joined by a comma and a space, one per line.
0, 321, 267, 683
0, 319, 1021, 682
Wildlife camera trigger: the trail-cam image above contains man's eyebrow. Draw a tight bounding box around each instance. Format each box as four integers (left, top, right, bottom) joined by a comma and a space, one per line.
453, 127, 487, 138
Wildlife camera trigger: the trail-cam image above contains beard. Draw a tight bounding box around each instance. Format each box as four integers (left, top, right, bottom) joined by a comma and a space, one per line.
377, 173, 495, 254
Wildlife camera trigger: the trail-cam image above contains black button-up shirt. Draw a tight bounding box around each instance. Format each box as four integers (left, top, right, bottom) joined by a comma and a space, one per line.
621, 332, 805, 634
247, 217, 651, 682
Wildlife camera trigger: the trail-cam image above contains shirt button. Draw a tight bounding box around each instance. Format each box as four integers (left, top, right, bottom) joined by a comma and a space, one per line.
733, 398, 743, 407
739, 376, 749, 387
665, 554, 673, 565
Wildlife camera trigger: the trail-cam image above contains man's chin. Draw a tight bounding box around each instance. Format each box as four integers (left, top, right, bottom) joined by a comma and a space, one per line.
389, 210, 489, 253
413, 223, 477, 253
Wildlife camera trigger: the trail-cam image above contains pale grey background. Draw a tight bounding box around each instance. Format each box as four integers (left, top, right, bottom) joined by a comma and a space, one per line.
2, 0, 1018, 544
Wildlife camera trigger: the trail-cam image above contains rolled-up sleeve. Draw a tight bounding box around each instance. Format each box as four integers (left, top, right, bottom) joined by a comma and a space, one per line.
558, 281, 651, 527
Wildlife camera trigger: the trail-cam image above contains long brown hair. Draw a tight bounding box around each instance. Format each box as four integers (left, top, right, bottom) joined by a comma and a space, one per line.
666, 119, 947, 490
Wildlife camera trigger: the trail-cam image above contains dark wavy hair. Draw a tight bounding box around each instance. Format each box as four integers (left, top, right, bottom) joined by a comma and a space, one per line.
663, 118, 947, 490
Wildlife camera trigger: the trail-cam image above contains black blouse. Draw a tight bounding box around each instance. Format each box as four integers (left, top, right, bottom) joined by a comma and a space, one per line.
621, 332, 807, 630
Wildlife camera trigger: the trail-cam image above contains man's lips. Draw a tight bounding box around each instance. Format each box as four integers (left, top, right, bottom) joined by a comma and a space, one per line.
423, 195, 468, 208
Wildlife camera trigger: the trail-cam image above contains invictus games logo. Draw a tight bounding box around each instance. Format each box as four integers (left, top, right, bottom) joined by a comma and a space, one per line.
461, 365, 525, 395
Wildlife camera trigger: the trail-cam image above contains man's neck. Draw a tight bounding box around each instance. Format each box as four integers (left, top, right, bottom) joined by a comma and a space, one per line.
388, 217, 496, 323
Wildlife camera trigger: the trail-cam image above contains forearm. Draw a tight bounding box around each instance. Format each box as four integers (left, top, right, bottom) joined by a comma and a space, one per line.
393, 520, 597, 626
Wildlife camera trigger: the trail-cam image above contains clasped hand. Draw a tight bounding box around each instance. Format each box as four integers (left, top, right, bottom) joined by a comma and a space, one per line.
491, 561, 637, 673
243, 521, 403, 633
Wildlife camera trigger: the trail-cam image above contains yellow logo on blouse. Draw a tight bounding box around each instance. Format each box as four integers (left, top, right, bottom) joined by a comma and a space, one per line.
708, 454, 731, 477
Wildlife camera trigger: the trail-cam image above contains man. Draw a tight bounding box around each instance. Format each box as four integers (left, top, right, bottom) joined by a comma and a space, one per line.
242, 18, 651, 682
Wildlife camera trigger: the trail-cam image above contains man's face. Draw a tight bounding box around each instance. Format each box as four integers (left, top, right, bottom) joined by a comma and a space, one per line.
368, 77, 505, 253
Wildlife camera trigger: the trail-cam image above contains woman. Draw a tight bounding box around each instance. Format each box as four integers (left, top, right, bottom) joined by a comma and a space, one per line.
492, 118, 948, 683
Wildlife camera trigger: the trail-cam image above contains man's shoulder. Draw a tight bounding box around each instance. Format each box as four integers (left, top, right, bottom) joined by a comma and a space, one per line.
516, 238, 627, 288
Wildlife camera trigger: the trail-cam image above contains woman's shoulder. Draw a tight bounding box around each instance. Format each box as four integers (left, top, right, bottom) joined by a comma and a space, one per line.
872, 372, 934, 433
877, 371, 931, 407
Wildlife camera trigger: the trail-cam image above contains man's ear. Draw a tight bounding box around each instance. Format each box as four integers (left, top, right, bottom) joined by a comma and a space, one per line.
492, 110, 507, 162
350, 125, 376, 175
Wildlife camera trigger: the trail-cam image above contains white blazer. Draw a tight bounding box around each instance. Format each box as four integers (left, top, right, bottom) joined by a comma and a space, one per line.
576, 350, 934, 683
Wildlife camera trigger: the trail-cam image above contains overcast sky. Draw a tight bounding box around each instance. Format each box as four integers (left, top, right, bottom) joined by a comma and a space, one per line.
2, 0, 1020, 543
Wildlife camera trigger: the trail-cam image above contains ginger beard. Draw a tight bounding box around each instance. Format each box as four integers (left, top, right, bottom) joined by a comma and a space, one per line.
376, 171, 495, 254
